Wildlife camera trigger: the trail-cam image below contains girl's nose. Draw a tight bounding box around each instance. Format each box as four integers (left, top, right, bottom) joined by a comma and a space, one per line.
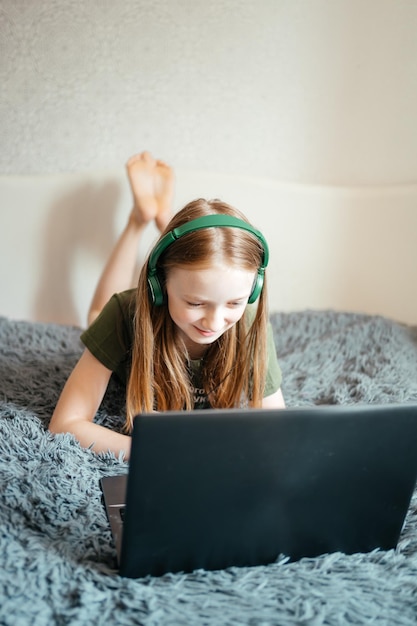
202, 308, 224, 331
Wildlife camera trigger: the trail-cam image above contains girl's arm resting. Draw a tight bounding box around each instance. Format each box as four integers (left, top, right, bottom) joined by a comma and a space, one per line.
262, 387, 286, 409
49, 348, 132, 460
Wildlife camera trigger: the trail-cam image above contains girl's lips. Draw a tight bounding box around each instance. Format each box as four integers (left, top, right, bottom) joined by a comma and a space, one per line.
194, 327, 217, 337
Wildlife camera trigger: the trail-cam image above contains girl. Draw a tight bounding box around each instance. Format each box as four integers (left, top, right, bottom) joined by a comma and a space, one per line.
49, 152, 285, 459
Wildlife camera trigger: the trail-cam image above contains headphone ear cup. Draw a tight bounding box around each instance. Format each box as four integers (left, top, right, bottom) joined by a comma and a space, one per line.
147, 273, 164, 306
248, 271, 264, 304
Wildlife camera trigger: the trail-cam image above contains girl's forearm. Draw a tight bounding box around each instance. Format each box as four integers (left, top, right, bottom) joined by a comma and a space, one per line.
51, 419, 132, 460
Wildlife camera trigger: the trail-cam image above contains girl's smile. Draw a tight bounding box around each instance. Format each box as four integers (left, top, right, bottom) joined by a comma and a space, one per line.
194, 327, 217, 337
165, 265, 256, 358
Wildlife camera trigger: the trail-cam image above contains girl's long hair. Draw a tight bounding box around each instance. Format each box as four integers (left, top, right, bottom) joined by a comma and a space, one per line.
125, 198, 269, 432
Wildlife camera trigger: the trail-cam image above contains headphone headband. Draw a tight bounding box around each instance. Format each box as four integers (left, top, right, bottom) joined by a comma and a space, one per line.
147, 214, 269, 305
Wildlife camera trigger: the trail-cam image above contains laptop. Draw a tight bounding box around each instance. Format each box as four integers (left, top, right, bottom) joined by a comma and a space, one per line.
100, 403, 417, 578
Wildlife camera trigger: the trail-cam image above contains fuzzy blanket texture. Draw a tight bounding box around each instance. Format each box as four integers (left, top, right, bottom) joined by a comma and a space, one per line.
1, 311, 417, 625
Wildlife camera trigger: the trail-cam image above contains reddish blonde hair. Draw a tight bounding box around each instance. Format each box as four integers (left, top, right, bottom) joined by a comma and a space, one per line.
125, 198, 269, 431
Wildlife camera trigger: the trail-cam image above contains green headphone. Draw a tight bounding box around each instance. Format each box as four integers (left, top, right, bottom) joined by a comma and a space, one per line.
147, 214, 269, 306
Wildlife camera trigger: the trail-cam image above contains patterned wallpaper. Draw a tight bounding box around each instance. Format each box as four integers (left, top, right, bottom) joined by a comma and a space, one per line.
1, 0, 416, 183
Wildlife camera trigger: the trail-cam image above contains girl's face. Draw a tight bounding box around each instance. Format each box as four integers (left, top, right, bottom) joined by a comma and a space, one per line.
165, 264, 256, 359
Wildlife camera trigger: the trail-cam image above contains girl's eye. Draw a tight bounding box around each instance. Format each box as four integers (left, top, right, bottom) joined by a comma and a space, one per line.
187, 302, 202, 307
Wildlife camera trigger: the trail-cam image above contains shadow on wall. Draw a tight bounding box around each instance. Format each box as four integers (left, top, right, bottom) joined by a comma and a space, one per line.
33, 179, 122, 326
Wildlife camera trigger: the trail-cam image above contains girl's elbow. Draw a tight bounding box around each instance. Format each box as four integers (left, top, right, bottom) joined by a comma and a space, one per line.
48, 414, 66, 435
48, 407, 77, 435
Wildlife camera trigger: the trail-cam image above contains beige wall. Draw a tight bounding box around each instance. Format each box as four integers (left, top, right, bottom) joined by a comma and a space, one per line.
1, 1, 416, 324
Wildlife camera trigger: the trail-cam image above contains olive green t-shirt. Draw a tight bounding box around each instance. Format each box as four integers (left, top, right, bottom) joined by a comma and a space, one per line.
80, 289, 282, 407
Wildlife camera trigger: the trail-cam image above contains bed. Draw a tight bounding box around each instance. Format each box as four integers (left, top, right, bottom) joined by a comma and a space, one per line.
1, 310, 417, 625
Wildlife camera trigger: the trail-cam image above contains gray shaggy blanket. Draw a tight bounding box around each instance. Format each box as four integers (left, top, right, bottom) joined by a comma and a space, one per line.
1, 311, 417, 625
